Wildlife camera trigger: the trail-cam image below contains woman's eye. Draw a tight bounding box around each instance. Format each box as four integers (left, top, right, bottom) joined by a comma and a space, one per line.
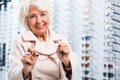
41, 13, 46, 16
29, 15, 36, 19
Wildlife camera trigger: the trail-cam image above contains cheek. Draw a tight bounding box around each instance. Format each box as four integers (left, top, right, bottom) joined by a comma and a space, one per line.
27, 20, 35, 27
45, 16, 50, 24
46, 19, 50, 27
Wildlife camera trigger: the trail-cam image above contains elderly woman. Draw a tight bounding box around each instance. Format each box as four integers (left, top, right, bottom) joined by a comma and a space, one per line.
7, 0, 77, 80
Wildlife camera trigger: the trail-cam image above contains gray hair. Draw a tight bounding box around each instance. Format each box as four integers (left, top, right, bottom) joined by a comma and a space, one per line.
19, 0, 52, 29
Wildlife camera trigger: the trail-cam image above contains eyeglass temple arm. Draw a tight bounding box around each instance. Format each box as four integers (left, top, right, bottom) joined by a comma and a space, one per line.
53, 39, 62, 43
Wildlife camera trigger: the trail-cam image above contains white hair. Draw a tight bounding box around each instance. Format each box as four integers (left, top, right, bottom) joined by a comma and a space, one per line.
19, 0, 52, 29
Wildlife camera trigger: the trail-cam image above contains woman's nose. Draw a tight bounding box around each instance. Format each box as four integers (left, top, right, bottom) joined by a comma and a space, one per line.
36, 16, 42, 23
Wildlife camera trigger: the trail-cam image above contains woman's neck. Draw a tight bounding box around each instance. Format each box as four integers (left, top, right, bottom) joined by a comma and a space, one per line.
36, 30, 50, 42
36, 32, 47, 42
37, 33, 47, 42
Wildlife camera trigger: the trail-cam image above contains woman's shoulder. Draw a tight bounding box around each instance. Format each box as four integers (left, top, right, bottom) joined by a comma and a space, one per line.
12, 30, 29, 44
12, 35, 23, 45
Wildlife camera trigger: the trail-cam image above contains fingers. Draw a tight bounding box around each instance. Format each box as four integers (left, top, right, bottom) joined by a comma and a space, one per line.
27, 48, 34, 53
59, 43, 67, 51
58, 42, 70, 55
22, 54, 35, 65
27, 48, 37, 59
22, 48, 37, 66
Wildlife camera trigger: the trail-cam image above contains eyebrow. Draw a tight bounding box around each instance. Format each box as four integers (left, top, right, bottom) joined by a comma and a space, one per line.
28, 11, 48, 16
41, 11, 48, 14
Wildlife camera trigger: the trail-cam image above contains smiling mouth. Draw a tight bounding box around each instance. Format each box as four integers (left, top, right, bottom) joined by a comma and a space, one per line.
36, 24, 45, 29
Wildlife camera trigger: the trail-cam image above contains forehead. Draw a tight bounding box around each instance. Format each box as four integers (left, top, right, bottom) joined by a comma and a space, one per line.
27, 5, 49, 18
29, 6, 42, 13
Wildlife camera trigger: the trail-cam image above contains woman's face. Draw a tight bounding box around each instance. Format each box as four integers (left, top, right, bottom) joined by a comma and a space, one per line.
27, 6, 49, 36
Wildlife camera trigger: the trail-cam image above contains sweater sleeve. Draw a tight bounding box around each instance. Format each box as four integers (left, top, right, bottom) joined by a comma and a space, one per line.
7, 37, 25, 80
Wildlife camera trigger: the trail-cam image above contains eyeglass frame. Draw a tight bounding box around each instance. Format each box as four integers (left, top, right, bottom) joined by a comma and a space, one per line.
104, 64, 114, 69
36, 51, 61, 61
103, 72, 114, 78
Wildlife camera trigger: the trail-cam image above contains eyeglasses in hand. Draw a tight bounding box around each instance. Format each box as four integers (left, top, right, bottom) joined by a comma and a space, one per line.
36, 51, 61, 61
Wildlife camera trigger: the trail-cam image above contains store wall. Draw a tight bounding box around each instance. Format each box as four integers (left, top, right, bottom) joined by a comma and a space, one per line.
0, 0, 120, 80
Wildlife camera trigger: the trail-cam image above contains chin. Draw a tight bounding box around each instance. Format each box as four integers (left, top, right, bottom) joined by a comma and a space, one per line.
38, 30, 46, 34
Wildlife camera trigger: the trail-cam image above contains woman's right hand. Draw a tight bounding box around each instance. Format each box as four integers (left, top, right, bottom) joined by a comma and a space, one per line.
21, 48, 37, 79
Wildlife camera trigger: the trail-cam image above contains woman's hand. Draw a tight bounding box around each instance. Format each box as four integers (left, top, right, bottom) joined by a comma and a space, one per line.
57, 42, 71, 67
21, 48, 37, 79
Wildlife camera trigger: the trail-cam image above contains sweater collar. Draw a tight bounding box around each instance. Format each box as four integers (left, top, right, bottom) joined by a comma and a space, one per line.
21, 29, 51, 42
21, 29, 37, 41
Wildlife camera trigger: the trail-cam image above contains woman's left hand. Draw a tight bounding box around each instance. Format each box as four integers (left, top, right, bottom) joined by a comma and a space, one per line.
57, 42, 71, 67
